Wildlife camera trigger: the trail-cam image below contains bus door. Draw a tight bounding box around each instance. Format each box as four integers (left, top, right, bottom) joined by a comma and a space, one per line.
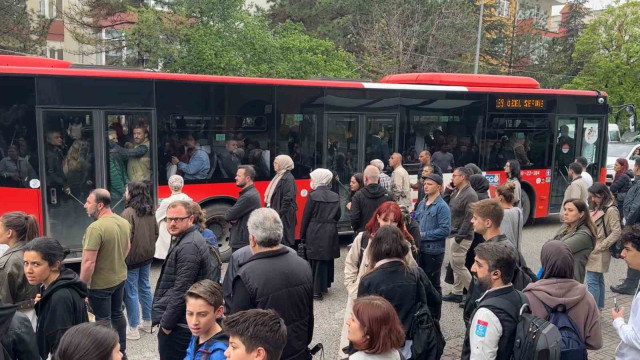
549, 116, 581, 213
102, 110, 155, 214
549, 116, 605, 213
39, 109, 99, 257
325, 113, 398, 231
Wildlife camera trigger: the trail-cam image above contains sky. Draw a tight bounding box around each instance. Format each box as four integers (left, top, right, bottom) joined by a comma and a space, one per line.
552, 0, 617, 15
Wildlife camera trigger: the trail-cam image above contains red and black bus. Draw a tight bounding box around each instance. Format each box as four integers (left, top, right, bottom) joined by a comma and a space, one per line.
0, 55, 609, 261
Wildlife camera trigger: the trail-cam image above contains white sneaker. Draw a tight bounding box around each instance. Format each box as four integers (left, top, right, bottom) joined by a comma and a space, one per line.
139, 320, 153, 334
127, 327, 141, 340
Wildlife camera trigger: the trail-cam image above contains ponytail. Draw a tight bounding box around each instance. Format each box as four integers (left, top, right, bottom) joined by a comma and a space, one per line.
1, 211, 40, 243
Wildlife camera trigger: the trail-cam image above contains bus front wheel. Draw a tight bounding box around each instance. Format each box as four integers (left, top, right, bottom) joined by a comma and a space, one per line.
204, 202, 232, 263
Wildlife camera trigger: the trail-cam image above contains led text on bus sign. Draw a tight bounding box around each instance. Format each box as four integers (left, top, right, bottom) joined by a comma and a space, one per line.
495, 97, 545, 110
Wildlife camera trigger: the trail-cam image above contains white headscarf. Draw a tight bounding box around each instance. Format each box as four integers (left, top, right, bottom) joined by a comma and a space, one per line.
310, 168, 333, 190
264, 155, 295, 206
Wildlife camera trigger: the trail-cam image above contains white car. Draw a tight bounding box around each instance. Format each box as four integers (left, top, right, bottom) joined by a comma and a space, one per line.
606, 143, 640, 184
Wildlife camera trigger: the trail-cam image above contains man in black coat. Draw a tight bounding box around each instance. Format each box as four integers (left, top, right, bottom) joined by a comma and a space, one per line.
226, 165, 262, 252
152, 200, 219, 360
350, 165, 391, 232
229, 208, 314, 360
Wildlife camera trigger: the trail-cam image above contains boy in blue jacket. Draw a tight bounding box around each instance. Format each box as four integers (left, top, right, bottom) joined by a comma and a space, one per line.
184, 280, 228, 360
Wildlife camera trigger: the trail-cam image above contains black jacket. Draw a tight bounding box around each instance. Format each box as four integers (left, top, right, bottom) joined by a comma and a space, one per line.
269, 172, 298, 247
222, 245, 297, 314
230, 247, 313, 360
300, 186, 341, 260
226, 184, 262, 249
469, 174, 490, 200
407, 218, 421, 249
358, 262, 441, 335
350, 183, 391, 232
153, 227, 219, 330
463, 235, 531, 327
1, 304, 39, 360
462, 285, 526, 360
35, 269, 88, 360
611, 169, 634, 212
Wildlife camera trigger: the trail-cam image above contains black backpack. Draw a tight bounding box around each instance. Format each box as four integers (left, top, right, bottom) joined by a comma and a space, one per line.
479, 294, 562, 360
356, 232, 370, 268
543, 304, 588, 360
409, 271, 445, 360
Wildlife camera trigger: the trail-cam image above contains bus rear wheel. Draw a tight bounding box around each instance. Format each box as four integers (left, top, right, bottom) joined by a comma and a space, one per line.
204, 202, 232, 263
522, 190, 532, 224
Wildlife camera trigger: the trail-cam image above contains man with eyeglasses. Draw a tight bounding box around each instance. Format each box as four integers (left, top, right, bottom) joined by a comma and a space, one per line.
152, 200, 220, 360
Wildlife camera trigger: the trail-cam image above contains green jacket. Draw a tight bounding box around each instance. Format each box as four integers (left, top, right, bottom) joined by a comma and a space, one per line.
552, 224, 594, 283
109, 153, 129, 199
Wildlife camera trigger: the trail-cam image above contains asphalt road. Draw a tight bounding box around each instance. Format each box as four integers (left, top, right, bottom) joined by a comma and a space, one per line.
126, 216, 629, 360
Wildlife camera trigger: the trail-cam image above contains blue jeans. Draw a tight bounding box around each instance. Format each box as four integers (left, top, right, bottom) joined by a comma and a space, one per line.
586, 271, 605, 309
124, 263, 153, 328
89, 281, 127, 354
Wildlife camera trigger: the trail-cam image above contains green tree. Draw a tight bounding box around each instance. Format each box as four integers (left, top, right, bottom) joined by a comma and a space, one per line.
0, 0, 52, 55
564, 1, 640, 130
268, 0, 478, 78
124, 3, 356, 78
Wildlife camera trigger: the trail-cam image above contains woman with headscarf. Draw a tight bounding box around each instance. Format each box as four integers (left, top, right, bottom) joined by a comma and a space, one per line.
154, 175, 192, 259
264, 155, 298, 248
610, 158, 634, 218
523, 240, 602, 350
300, 168, 341, 300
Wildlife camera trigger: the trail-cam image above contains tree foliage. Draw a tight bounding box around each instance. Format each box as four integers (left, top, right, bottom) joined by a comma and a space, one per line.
564, 1, 640, 130
267, 0, 478, 78
0, 0, 52, 55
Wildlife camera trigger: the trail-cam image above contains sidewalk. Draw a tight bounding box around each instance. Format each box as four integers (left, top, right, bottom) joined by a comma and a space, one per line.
441, 291, 635, 359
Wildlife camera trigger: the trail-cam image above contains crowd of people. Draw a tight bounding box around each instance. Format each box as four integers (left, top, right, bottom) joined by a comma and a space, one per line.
2, 149, 640, 360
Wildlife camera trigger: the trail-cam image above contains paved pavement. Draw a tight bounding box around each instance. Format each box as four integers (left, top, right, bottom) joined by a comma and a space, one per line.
126, 216, 634, 360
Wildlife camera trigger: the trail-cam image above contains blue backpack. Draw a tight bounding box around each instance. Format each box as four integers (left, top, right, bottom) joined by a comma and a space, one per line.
543, 304, 587, 360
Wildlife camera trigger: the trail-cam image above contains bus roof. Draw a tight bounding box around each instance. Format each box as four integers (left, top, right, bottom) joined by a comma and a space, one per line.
0, 55, 602, 97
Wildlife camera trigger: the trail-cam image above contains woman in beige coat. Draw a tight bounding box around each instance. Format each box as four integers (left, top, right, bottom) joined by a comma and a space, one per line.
586, 182, 621, 309
339, 201, 417, 358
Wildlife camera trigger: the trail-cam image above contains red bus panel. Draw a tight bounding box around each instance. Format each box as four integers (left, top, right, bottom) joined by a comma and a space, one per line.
0, 188, 44, 234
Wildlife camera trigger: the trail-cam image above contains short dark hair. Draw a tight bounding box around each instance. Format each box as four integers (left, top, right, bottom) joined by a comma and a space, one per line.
470, 199, 504, 227
368, 225, 409, 265
223, 309, 287, 360
568, 162, 583, 175
454, 166, 471, 180
53, 323, 119, 360
167, 200, 193, 215
575, 156, 588, 168
23, 237, 69, 272
91, 189, 111, 207
635, 158, 640, 169
238, 165, 256, 181
186, 279, 223, 308
621, 225, 640, 252
474, 241, 517, 284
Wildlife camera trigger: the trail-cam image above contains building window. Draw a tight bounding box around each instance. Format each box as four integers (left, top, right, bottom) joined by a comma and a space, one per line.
39, 0, 46, 16
497, 0, 510, 18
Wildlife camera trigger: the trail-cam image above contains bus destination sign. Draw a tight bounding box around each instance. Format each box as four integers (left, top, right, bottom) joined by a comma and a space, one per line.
495, 97, 545, 110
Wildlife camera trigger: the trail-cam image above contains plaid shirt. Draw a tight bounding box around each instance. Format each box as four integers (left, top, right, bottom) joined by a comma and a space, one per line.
379, 172, 392, 192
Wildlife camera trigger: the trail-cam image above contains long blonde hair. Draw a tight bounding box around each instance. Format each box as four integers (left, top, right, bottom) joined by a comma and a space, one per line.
63, 140, 88, 173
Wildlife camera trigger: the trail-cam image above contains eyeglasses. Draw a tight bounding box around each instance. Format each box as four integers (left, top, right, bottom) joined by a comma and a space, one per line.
167, 216, 191, 223
451, 174, 461, 178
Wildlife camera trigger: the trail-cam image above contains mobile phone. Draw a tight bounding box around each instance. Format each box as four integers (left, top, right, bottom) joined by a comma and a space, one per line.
615, 297, 620, 312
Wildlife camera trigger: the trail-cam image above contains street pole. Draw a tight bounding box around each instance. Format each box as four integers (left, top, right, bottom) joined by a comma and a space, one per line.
474, 0, 485, 74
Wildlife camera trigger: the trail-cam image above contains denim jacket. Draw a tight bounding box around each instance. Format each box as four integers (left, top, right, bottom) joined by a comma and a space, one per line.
415, 195, 451, 254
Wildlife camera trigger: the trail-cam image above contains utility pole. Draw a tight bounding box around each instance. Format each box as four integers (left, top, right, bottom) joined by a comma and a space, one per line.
474, 0, 485, 74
